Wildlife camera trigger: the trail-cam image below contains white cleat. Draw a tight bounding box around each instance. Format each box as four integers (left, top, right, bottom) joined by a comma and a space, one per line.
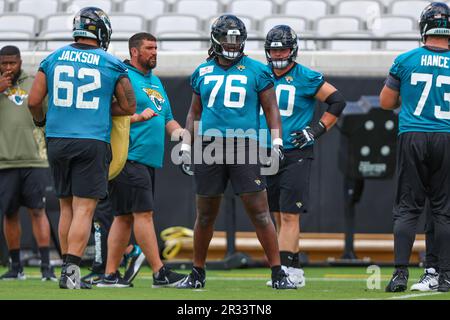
266, 266, 306, 288
410, 268, 439, 291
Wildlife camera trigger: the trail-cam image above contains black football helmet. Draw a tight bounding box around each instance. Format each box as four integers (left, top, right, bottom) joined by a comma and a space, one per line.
419, 2, 450, 42
72, 7, 112, 51
264, 25, 298, 69
210, 14, 247, 60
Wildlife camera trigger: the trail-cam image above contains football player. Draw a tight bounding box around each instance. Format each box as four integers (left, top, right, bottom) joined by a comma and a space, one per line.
261, 25, 346, 288
177, 14, 296, 290
28, 7, 136, 289
380, 2, 450, 292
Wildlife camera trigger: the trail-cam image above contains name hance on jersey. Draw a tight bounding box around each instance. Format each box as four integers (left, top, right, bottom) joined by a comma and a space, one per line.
420, 55, 450, 69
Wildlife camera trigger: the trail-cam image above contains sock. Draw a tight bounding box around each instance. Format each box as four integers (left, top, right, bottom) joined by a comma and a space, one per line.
292, 252, 301, 269
395, 265, 408, 270
39, 246, 50, 266
193, 266, 205, 278
9, 249, 21, 268
271, 265, 282, 278
280, 251, 294, 267
65, 254, 81, 266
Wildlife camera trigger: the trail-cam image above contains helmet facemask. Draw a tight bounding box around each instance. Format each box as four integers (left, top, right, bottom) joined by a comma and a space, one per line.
212, 29, 246, 60
264, 26, 298, 69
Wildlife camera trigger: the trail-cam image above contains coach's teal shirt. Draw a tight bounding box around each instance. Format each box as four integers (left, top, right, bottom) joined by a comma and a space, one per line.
191, 55, 274, 140
260, 63, 324, 149
126, 61, 174, 168
390, 46, 450, 134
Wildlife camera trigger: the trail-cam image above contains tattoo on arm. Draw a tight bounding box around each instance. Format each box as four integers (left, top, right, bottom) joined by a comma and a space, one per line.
114, 76, 136, 115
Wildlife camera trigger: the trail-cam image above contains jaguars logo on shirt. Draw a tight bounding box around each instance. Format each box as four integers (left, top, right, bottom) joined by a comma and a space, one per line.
236, 64, 246, 71
143, 88, 165, 111
285, 76, 293, 84
4, 87, 28, 106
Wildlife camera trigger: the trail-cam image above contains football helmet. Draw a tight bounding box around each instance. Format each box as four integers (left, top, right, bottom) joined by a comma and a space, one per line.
419, 2, 450, 42
210, 14, 247, 60
265, 25, 298, 69
72, 7, 112, 51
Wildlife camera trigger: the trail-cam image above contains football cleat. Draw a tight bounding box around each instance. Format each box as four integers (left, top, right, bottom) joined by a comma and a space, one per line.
176, 268, 205, 289
97, 271, 132, 288
410, 268, 439, 291
438, 271, 450, 292
385, 268, 409, 292
272, 268, 297, 290
59, 263, 82, 289
41, 264, 58, 282
152, 266, 186, 288
0, 264, 26, 281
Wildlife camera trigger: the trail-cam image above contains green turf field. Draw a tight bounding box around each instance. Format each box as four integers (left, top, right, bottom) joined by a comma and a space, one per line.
0, 266, 448, 300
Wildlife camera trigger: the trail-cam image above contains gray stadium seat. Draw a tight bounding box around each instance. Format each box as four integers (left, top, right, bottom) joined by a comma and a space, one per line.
123, 0, 166, 20
0, 31, 33, 51
42, 14, 73, 33
261, 16, 308, 35
336, 0, 382, 18
109, 14, 145, 33
0, 14, 37, 34
152, 14, 201, 34
175, 0, 220, 20
0, 0, 6, 14
39, 30, 72, 51
228, 0, 273, 20
389, 0, 431, 21
282, 0, 328, 21
158, 31, 205, 51
297, 32, 318, 50
68, 0, 112, 13
369, 15, 416, 37
16, 0, 59, 19
245, 32, 263, 50
383, 31, 420, 51
109, 31, 134, 52
315, 15, 361, 36
328, 31, 374, 51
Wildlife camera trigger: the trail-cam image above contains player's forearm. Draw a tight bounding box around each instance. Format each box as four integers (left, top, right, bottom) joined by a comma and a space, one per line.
183, 94, 202, 145
114, 77, 136, 115
319, 112, 338, 130
260, 87, 282, 140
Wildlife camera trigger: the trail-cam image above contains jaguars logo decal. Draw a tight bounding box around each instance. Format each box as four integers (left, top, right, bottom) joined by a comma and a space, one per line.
143, 88, 165, 111
285, 76, 293, 84
4, 87, 28, 106
236, 64, 246, 71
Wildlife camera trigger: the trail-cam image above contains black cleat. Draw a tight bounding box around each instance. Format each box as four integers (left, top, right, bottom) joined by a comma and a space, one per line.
176, 268, 205, 289
438, 271, 450, 292
152, 266, 186, 288
386, 268, 409, 292
41, 264, 57, 282
97, 271, 132, 288
81, 271, 104, 285
272, 269, 297, 290
0, 264, 26, 281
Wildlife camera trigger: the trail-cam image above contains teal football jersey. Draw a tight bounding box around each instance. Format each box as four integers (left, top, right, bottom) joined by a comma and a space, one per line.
191, 56, 274, 140
260, 63, 324, 149
390, 46, 450, 134
39, 43, 128, 143
126, 62, 174, 168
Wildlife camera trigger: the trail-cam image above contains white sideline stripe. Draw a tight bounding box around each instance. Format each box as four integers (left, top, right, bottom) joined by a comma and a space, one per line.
386, 292, 442, 300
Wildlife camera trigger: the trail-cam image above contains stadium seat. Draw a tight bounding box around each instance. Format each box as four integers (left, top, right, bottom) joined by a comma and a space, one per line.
261, 16, 308, 35
109, 31, 134, 52
383, 31, 420, 51
39, 30, 72, 51
335, 0, 382, 18
122, 0, 166, 20
157, 31, 205, 51
68, 0, 112, 13
281, 0, 328, 21
328, 31, 374, 51
16, 0, 59, 20
369, 15, 416, 37
315, 16, 361, 36
389, 0, 431, 21
152, 14, 201, 34
42, 14, 73, 33
109, 14, 146, 33
174, 0, 220, 20
0, 0, 6, 14
297, 31, 317, 50
0, 14, 37, 34
245, 31, 263, 50
228, 0, 273, 20
0, 31, 33, 51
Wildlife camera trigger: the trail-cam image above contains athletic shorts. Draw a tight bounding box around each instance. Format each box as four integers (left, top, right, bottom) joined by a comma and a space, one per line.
109, 160, 155, 215
264, 148, 312, 214
194, 137, 266, 196
393, 132, 450, 219
47, 138, 111, 199
0, 168, 49, 217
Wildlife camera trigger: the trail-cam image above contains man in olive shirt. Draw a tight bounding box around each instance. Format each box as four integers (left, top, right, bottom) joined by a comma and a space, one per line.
0, 46, 56, 281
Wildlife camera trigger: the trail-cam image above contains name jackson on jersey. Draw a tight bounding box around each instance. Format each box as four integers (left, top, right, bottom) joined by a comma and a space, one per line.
57, 50, 100, 66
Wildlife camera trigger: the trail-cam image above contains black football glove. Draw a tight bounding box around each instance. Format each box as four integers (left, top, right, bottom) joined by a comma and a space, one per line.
179, 145, 194, 176
291, 121, 326, 149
